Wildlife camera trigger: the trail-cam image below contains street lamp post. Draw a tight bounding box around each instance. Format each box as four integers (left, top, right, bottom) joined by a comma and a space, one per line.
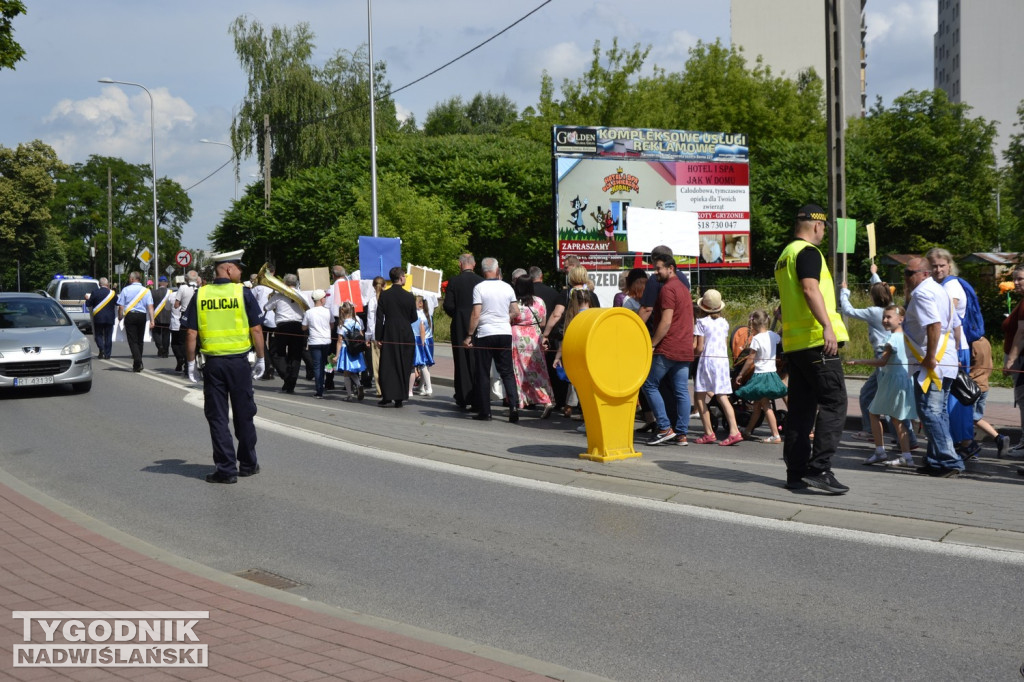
98, 78, 158, 285
199, 139, 238, 200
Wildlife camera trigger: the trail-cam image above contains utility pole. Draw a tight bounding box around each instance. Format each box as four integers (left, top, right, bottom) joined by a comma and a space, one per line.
264, 114, 272, 264
107, 166, 113, 280
825, 0, 846, 286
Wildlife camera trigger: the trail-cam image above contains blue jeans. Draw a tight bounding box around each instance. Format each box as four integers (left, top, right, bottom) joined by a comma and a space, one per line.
860, 367, 918, 447
947, 347, 973, 442
308, 344, 330, 396
641, 354, 691, 434
914, 377, 964, 471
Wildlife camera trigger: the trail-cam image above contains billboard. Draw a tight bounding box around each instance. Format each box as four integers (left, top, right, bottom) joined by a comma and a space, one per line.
552, 125, 750, 272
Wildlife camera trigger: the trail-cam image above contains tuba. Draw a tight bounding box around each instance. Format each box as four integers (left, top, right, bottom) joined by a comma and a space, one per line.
256, 263, 309, 311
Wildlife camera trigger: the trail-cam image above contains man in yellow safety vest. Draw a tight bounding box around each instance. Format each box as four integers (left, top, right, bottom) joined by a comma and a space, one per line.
774, 204, 850, 495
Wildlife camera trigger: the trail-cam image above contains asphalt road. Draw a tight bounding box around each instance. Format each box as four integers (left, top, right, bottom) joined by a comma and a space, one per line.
2, 356, 1023, 681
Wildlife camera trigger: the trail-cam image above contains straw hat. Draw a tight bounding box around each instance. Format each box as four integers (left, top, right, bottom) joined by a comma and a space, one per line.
697, 289, 725, 313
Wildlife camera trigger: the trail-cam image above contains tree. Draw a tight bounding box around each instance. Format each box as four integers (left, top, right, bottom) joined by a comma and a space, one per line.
1002, 101, 1024, 249
213, 134, 551, 278
229, 16, 399, 180
50, 156, 191, 279
0, 0, 26, 71
521, 39, 825, 148
848, 90, 999, 255
424, 93, 520, 136
0, 140, 67, 290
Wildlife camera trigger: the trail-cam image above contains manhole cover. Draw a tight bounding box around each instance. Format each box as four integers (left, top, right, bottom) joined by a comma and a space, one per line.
233, 568, 302, 590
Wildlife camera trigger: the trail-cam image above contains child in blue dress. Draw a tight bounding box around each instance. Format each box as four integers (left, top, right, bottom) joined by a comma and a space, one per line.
334, 301, 366, 401
412, 295, 435, 396
846, 304, 918, 466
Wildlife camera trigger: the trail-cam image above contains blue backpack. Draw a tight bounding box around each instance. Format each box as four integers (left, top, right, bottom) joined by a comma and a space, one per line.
944, 276, 985, 344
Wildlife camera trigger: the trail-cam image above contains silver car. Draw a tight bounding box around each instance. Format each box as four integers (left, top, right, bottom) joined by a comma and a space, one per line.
0, 293, 93, 393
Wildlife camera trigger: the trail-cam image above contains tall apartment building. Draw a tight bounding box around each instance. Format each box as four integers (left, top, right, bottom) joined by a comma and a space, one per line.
731, 0, 867, 119
934, 0, 1024, 155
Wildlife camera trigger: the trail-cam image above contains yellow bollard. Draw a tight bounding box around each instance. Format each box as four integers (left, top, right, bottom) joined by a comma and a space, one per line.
561, 308, 652, 462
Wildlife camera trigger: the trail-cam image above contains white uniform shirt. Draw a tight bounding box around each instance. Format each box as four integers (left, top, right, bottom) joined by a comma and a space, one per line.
266, 288, 306, 324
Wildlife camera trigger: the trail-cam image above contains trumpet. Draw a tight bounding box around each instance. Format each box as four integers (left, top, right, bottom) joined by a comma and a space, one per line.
257, 263, 309, 311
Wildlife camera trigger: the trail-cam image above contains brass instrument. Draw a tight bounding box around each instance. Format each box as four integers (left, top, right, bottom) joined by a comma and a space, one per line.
256, 263, 309, 311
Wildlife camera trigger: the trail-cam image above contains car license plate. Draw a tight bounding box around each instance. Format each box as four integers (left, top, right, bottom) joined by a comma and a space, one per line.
14, 376, 55, 386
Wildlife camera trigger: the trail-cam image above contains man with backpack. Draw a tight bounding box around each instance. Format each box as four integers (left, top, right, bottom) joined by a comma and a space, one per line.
925, 248, 984, 459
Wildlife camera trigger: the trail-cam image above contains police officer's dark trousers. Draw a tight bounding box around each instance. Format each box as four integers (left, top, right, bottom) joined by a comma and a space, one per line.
203, 354, 258, 476
782, 346, 847, 482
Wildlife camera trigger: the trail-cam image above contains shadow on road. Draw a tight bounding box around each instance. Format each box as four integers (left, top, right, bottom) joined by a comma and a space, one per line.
141, 458, 211, 481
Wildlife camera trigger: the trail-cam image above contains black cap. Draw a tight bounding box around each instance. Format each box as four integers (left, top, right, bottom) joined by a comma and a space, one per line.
796, 204, 829, 225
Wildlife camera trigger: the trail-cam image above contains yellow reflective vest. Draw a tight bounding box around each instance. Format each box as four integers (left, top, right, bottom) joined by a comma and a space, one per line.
774, 239, 849, 352
196, 283, 252, 356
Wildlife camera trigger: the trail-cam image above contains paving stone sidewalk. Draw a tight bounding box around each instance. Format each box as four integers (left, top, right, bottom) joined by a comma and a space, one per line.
0, 480, 586, 681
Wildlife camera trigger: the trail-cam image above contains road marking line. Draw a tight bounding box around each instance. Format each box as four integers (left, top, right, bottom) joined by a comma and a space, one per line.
226, 405, 1024, 565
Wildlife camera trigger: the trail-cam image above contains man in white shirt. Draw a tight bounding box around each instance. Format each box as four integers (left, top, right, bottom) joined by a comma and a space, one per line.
903, 256, 964, 477
251, 270, 276, 380
264, 273, 308, 394
465, 258, 520, 423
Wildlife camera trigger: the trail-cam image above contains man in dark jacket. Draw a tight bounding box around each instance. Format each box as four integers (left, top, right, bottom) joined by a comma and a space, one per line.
443, 253, 483, 409
88, 277, 117, 360
152, 276, 173, 357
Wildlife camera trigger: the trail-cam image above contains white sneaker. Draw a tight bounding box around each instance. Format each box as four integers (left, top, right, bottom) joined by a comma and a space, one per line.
576, 424, 587, 434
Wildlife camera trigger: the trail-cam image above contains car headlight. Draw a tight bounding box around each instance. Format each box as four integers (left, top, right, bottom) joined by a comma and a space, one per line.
62, 339, 91, 355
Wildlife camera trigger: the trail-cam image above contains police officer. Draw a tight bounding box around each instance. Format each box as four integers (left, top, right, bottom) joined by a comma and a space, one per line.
775, 204, 850, 495
185, 250, 266, 484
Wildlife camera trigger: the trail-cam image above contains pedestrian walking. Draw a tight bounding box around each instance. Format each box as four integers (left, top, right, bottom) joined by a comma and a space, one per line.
444, 254, 483, 409
335, 301, 366, 402
301, 289, 332, 399
847, 304, 918, 467
734, 310, 787, 443
375, 267, 417, 407
692, 290, 742, 446
116, 271, 155, 373
903, 256, 964, 477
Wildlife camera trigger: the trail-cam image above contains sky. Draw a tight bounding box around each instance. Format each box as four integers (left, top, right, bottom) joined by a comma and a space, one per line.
0, 0, 938, 254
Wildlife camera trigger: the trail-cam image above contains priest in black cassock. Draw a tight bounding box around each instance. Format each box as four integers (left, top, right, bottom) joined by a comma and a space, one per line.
374, 266, 418, 407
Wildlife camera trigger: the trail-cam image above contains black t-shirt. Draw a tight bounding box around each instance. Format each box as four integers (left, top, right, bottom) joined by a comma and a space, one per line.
794, 242, 822, 281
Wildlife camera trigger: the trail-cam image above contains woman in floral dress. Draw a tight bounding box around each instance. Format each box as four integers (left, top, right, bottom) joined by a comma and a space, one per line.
511, 275, 555, 418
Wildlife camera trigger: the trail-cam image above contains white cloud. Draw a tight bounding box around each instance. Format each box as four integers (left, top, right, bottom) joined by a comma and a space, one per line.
866, 0, 937, 46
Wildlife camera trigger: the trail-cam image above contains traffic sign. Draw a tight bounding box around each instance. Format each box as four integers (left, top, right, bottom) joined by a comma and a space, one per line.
165, 265, 175, 276
138, 247, 152, 264
175, 249, 192, 267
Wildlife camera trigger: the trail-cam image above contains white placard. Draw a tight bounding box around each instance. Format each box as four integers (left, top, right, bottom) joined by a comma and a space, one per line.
625, 207, 699, 256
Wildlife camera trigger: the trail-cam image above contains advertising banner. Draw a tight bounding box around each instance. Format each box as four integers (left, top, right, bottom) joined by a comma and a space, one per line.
553, 126, 750, 272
